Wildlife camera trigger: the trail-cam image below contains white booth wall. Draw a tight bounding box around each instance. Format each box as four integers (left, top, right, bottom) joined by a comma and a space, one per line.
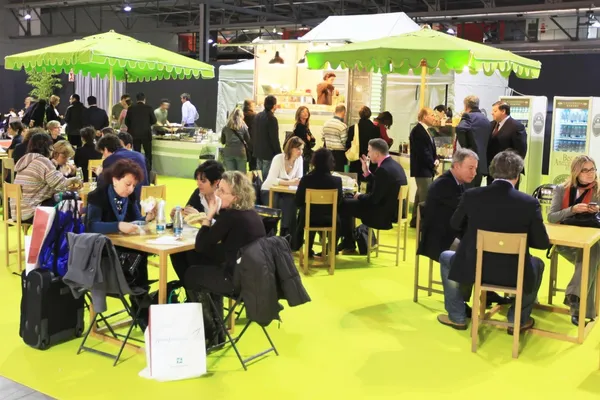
215, 60, 254, 134
383, 70, 510, 144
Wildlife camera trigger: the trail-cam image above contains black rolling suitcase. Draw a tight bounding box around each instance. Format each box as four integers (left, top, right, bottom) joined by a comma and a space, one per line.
20, 269, 85, 350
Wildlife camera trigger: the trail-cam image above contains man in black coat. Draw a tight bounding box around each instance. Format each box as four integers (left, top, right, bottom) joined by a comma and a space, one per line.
455, 95, 491, 188
487, 101, 527, 189
64, 94, 88, 148
417, 148, 478, 262
339, 139, 407, 253
437, 151, 550, 331
252, 95, 281, 180
125, 92, 157, 173
409, 107, 438, 227
86, 96, 109, 132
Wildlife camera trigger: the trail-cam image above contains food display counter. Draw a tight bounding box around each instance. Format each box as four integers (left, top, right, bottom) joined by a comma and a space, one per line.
152, 128, 221, 178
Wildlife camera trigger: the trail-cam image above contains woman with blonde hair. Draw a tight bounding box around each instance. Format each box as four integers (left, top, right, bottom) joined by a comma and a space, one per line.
221, 108, 251, 173
292, 105, 315, 174
548, 155, 600, 325
46, 95, 62, 124
181, 171, 266, 348
52, 139, 77, 177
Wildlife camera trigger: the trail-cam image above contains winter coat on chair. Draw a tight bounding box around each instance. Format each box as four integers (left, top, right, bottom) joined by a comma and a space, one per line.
234, 235, 311, 326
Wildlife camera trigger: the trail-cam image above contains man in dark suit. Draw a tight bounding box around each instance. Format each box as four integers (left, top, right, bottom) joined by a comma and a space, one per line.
64, 94, 88, 148
409, 107, 438, 227
293, 148, 343, 256
417, 148, 478, 262
86, 96, 109, 132
437, 151, 550, 331
253, 95, 281, 179
455, 95, 491, 188
125, 92, 157, 173
339, 139, 407, 254
487, 101, 527, 189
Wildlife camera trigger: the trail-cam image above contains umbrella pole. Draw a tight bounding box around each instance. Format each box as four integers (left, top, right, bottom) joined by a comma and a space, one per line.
108, 65, 114, 113
419, 62, 427, 110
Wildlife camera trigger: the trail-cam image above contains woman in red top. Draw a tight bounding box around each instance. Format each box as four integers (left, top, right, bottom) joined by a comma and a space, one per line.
373, 111, 394, 147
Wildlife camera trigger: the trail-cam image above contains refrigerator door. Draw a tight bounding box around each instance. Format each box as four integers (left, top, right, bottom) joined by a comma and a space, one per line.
550, 97, 591, 184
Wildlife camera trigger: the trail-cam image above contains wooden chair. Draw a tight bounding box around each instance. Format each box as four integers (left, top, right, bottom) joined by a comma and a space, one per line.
246, 170, 263, 182
413, 202, 444, 302
141, 185, 166, 202
3, 183, 32, 272
299, 189, 338, 275
7, 149, 14, 159
366, 185, 410, 266
2, 157, 16, 183
87, 159, 103, 182
471, 230, 528, 359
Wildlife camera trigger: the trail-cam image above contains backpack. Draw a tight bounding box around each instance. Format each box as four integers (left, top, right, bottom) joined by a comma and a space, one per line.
38, 192, 85, 277
354, 224, 377, 255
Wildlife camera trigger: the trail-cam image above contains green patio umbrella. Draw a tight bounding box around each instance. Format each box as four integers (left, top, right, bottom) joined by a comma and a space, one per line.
306, 26, 541, 109
5, 30, 215, 108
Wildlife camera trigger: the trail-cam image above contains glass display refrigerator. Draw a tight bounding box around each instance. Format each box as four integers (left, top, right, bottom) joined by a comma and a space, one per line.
549, 97, 600, 184
499, 96, 548, 195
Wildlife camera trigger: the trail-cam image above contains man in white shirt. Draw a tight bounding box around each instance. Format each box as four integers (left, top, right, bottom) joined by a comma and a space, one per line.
322, 104, 348, 172
180, 93, 199, 127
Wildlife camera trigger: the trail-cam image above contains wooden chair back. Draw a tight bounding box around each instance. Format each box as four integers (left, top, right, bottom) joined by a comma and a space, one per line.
305, 189, 338, 229
302, 189, 339, 275
141, 185, 167, 202
7, 149, 14, 159
397, 184, 409, 222
2, 157, 16, 183
473, 230, 528, 359
3, 183, 23, 223
88, 159, 103, 182
246, 170, 263, 181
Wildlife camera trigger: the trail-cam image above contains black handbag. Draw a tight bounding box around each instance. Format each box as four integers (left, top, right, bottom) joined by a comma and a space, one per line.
117, 251, 147, 288
562, 213, 600, 229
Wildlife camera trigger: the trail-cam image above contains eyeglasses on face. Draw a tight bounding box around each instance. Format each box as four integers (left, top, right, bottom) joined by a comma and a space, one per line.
582, 168, 597, 174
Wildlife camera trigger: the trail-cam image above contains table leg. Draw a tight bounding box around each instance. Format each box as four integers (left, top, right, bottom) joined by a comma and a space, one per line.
269, 190, 274, 208
158, 252, 168, 304
578, 245, 591, 343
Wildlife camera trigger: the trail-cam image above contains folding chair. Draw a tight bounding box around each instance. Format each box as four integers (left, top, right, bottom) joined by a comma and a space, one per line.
414, 202, 444, 302
298, 189, 338, 275
471, 230, 528, 359
204, 292, 278, 371
3, 183, 32, 272
367, 185, 409, 265
77, 244, 151, 366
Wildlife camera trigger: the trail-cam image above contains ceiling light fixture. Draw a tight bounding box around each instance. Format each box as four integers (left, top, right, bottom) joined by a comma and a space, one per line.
23, 8, 31, 20
123, 4, 132, 12
207, 38, 214, 44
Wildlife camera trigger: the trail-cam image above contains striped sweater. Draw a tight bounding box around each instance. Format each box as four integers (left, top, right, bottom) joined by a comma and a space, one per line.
12, 153, 67, 221
321, 117, 348, 151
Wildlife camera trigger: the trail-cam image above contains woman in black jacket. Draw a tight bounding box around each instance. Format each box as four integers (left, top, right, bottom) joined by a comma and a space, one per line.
46, 95, 62, 124
292, 106, 316, 174
346, 106, 380, 180
293, 148, 343, 256
29, 99, 47, 128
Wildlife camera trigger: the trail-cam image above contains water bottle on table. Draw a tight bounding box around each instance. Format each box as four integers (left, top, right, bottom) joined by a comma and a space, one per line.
156, 200, 166, 234
173, 206, 183, 238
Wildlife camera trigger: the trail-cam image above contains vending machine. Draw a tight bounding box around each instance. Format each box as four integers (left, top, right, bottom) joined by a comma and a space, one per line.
549, 97, 600, 184
499, 96, 548, 195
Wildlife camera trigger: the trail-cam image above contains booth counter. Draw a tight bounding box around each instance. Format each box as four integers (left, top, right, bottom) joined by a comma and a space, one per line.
152, 138, 220, 178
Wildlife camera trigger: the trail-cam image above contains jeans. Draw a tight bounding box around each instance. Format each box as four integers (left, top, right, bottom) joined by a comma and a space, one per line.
439, 250, 545, 325
257, 159, 272, 181
223, 156, 247, 173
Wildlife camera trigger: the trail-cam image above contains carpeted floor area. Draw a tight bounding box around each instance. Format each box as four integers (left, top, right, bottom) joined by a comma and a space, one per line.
1, 175, 600, 400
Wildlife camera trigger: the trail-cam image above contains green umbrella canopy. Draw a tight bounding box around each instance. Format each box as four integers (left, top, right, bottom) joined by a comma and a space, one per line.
306, 27, 541, 79
4, 30, 215, 81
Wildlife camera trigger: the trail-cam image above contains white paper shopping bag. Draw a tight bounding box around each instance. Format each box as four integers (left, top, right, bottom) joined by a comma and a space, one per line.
140, 303, 207, 382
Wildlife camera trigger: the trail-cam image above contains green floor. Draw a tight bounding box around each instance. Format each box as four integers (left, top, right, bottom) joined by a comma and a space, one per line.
1, 175, 600, 400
